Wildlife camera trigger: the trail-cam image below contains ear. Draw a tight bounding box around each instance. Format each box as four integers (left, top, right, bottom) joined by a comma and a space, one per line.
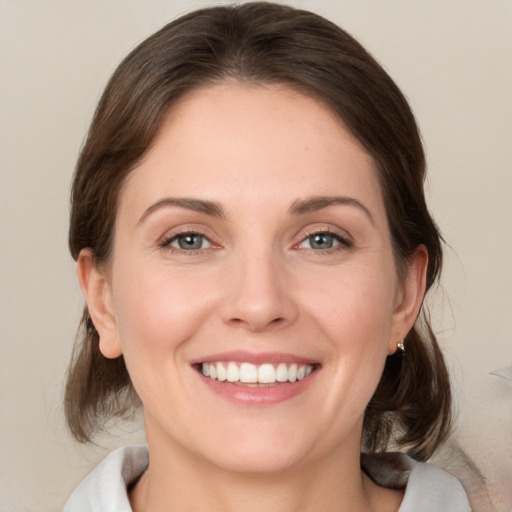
388, 245, 428, 355
77, 249, 123, 359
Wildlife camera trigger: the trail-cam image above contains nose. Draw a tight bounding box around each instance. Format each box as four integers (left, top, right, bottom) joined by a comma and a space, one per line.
221, 248, 299, 333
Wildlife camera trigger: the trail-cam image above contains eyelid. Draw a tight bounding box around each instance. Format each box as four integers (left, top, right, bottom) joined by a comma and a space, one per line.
293, 226, 353, 251
166, 233, 212, 250
299, 225, 352, 243
158, 225, 221, 253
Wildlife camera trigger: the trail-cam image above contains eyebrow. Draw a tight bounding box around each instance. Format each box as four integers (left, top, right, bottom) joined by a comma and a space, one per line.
138, 197, 225, 223
138, 195, 374, 225
288, 195, 375, 225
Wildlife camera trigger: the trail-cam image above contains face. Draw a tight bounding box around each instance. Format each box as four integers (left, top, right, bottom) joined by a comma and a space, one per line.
81, 83, 425, 474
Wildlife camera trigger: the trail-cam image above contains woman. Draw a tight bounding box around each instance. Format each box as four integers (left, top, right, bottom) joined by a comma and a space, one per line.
63, 3, 471, 510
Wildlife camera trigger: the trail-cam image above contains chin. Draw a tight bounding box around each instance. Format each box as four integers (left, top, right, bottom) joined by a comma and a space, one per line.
204, 441, 313, 475
187, 419, 333, 476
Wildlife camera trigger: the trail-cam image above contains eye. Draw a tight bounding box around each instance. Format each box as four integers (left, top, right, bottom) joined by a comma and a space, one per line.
298, 231, 350, 251
164, 232, 212, 251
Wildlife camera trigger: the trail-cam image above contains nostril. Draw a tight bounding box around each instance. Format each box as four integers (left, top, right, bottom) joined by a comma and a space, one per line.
227, 316, 287, 332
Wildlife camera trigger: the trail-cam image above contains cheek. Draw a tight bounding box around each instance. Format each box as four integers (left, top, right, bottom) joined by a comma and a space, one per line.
305, 262, 397, 345
110, 262, 223, 420
112, 262, 218, 364
304, 264, 397, 395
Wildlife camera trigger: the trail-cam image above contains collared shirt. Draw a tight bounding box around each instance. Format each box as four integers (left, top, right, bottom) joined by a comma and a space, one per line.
63, 445, 472, 511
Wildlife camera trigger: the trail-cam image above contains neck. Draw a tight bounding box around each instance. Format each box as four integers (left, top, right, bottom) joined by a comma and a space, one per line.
129, 432, 389, 512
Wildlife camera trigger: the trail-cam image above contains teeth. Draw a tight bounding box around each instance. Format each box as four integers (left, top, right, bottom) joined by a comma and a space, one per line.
201, 362, 314, 384
288, 364, 297, 382
276, 363, 288, 382
240, 363, 257, 383
226, 362, 239, 382
258, 364, 275, 384
216, 363, 227, 381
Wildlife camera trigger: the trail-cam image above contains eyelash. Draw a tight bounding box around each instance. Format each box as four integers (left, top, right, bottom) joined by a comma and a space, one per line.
295, 229, 352, 254
159, 228, 352, 256
159, 230, 214, 255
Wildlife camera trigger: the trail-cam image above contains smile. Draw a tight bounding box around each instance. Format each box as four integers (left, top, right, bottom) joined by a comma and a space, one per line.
201, 362, 315, 385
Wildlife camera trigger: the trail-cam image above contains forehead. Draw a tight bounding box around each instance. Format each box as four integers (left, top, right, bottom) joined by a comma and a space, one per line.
118, 83, 385, 222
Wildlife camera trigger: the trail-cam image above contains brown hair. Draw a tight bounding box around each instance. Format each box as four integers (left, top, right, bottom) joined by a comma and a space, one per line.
66, 1, 451, 460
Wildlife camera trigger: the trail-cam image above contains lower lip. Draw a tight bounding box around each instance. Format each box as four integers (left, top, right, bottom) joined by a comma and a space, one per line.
197, 371, 317, 405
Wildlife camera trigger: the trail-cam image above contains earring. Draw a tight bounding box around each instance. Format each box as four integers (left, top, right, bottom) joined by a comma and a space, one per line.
397, 342, 405, 353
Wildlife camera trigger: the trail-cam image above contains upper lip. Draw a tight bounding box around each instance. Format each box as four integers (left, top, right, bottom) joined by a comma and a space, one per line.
190, 351, 319, 366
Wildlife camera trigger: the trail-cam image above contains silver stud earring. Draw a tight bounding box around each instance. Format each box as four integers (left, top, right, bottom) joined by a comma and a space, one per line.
397, 342, 405, 353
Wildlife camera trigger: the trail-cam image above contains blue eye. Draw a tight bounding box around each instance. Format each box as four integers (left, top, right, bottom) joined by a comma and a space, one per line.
299, 232, 349, 250
308, 233, 336, 249
308, 233, 335, 249
166, 233, 211, 251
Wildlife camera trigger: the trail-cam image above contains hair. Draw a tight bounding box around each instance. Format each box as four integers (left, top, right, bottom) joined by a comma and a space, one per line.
66, 1, 451, 461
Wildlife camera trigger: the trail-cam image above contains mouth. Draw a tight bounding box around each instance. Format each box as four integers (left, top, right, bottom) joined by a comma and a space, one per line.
191, 352, 320, 404
197, 361, 316, 386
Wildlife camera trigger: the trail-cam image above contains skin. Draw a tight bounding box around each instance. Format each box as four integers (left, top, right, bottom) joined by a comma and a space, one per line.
78, 83, 427, 512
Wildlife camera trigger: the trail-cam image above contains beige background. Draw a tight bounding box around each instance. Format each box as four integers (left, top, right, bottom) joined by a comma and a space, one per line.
1, 1, 511, 511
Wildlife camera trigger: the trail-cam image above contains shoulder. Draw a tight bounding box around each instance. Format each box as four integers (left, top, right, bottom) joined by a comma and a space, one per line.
362, 452, 472, 512
401, 457, 472, 511
62, 445, 148, 512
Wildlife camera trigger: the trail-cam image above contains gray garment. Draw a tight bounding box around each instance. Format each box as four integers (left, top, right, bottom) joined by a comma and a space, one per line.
63, 445, 472, 511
